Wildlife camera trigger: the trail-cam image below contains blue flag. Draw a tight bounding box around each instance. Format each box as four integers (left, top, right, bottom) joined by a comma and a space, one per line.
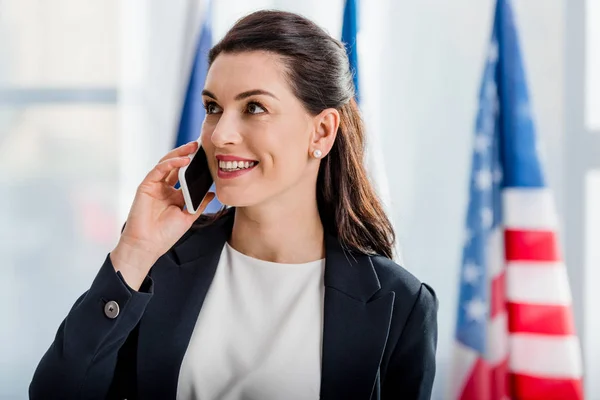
175, 0, 221, 213
175, 1, 212, 148
341, 0, 360, 103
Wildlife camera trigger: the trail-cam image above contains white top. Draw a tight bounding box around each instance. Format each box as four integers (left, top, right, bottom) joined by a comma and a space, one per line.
177, 242, 326, 400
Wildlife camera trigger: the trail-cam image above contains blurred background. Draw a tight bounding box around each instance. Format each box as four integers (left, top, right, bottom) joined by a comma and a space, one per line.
0, 0, 598, 399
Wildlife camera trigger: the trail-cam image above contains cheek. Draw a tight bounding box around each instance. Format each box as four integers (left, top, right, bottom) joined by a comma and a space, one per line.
200, 125, 213, 147
200, 130, 217, 169
263, 129, 309, 177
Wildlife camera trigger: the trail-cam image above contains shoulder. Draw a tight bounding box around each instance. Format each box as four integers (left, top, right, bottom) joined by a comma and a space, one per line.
370, 256, 438, 396
369, 255, 438, 323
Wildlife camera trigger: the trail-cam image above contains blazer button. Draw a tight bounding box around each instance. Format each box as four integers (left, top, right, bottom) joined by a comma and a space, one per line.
104, 300, 120, 319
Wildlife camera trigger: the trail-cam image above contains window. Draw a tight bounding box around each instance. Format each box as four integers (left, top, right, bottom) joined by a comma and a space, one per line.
0, 1, 119, 397
586, 0, 600, 130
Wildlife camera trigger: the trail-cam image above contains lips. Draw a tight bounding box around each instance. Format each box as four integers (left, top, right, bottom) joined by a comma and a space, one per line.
214, 154, 259, 179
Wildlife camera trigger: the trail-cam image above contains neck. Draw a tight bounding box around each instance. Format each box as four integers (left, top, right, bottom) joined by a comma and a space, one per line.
229, 200, 325, 264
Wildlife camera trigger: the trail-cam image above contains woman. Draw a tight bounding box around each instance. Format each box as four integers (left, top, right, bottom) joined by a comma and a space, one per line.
30, 10, 437, 400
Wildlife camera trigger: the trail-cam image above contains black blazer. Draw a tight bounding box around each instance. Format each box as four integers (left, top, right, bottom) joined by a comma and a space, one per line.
30, 210, 438, 400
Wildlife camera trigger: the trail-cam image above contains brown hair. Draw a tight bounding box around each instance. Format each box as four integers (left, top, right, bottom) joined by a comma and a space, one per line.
203, 10, 395, 259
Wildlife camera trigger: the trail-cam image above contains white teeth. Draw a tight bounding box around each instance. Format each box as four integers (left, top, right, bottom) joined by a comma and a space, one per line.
218, 160, 257, 171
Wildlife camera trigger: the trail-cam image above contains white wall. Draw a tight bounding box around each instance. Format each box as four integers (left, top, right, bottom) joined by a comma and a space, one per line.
120, 1, 567, 398
377, 1, 565, 397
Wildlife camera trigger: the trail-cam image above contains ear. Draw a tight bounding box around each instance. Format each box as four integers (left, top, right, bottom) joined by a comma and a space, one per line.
309, 108, 340, 158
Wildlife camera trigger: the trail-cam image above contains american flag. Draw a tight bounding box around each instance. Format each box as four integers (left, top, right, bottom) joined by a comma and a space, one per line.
450, 1, 584, 399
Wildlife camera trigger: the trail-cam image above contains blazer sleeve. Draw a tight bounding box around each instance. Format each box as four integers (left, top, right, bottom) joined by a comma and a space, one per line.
29, 254, 154, 400
382, 283, 439, 400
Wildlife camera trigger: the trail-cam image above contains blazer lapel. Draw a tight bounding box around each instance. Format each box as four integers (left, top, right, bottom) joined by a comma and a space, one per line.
136, 214, 233, 399
320, 235, 395, 400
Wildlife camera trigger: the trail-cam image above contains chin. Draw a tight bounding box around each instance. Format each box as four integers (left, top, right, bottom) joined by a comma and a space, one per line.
215, 187, 260, 208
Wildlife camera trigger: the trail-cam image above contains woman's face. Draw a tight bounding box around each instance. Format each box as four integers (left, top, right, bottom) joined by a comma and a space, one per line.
200, 51, 335, 208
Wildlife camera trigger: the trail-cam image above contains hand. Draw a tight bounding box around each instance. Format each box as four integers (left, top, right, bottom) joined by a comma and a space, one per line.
110, 141, 215, 290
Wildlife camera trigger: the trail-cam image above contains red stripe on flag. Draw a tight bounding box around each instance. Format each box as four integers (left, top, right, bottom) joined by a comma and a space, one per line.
490, 272, 506, 319
510, 373, 583, 400
505, 230, 560, 261
507, 302, 575, 335
459, 358, 491, 400
491, 357, 509, 400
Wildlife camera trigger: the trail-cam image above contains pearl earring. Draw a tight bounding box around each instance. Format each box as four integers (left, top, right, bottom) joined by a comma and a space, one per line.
313, 149, 322, 158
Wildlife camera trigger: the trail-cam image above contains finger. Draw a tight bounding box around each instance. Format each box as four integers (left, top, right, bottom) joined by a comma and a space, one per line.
159, 141, 198, 163
170, 188, 186, 208
164, 167, 180, 187
145, 157, 190, 184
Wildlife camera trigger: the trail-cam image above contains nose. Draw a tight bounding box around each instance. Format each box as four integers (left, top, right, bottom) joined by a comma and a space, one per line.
210, 113, 243, 148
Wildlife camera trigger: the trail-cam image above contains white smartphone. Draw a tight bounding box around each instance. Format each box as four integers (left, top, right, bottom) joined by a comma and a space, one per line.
178, 142, 214, 214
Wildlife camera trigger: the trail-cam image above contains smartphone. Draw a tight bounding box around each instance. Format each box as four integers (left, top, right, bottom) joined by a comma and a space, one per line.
178, 142, 214, 214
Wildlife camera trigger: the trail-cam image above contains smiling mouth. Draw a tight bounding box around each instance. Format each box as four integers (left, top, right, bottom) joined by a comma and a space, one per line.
218, 160, 259, 172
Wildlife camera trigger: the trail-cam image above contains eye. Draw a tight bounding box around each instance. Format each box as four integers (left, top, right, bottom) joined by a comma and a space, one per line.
204, 101, 222, 115
246, 102, 266, 115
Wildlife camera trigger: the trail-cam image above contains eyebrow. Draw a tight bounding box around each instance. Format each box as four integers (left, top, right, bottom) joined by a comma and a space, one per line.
201, 89, 279, 101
